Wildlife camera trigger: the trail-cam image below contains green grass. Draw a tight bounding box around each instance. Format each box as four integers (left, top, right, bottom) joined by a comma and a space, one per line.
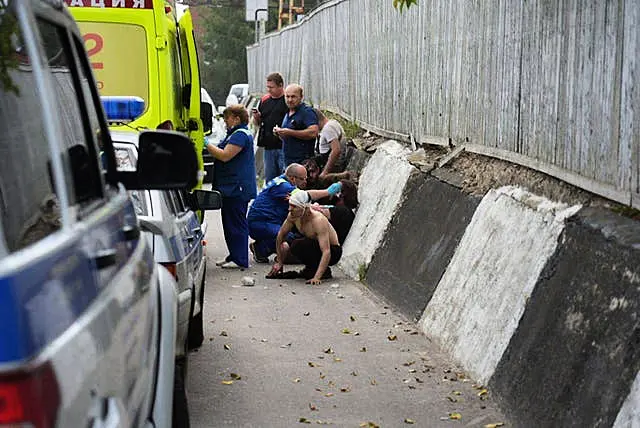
325, 111, 363, 140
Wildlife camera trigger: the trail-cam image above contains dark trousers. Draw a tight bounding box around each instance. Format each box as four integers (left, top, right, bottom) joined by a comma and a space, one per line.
290, 238, 342, 271
248, 220, 296, 258
221, 197, 249, 267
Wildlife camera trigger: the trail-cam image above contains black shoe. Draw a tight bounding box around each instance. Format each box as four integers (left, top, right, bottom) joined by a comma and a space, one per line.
250, 242, 269, 264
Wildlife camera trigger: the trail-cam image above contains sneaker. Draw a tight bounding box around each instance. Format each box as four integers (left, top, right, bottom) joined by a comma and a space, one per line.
215, 258, 228, 267
249, 242, 269, 264
221, 260, 241, 269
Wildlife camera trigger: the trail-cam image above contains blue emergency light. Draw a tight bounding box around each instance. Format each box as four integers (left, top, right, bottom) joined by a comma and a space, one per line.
101, 96, 145, 123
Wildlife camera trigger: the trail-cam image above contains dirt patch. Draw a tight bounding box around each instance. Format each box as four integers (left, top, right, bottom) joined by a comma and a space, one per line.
351, 133, 639, 221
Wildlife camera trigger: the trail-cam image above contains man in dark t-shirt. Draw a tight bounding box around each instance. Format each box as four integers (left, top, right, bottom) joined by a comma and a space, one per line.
253, 72, 288, 182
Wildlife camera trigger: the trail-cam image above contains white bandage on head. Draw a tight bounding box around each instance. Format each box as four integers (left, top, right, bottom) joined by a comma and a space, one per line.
289, 189, 311, 208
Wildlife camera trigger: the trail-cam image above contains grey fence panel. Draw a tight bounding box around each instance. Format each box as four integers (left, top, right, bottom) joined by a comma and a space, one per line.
247, 0, 640, 208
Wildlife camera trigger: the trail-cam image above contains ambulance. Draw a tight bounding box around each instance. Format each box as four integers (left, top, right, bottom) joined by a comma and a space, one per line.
64, 0, 212, 186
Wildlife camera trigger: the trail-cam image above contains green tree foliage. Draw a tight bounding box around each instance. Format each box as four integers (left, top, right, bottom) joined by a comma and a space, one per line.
197, 5, 254, 106
393, 0, 418, 11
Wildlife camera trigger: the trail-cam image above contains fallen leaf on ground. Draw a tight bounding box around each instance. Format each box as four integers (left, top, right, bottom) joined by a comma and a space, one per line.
452, 391, 462, 395
484, 424, 504, 428
341, 328, 351, 334
308, 362, 317, 367
359, 422, 379, 428
309, 403, 318, 411
299, 417, 311, 424
350, 315, 356, 321
404, 418, 415, 424
446, 396, 457, 403
360, 347, 367, 352
324, 347, 334, 354
221, 380, 233, 385
229, 373, 241, 380
223, 344, 231, 350
449, 413, 462, 420
325, 392, 334, 397
340, 386, 351, 392
351, 371, 358, 376
370, 378, 377, 385
334, 357, 342, 362
478, 388, 488, 397
388, 335, 397, 341
280, 343, 292, 348
293, 378, 301, 383
220, 331, 228, 336
303, 312, 310, 316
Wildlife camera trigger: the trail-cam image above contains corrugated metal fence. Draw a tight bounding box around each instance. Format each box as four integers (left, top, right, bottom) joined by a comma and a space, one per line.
247, 0, 639, 208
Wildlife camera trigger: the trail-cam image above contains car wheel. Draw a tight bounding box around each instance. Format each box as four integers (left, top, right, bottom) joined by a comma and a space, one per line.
187, 270, 205, 349
172, 356, 190, 428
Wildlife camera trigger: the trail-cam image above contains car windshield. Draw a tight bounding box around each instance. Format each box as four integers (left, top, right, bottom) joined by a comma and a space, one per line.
76, 21, 149, 111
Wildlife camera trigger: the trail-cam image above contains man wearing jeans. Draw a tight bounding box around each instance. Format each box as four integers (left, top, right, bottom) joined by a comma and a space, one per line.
253, 72, 288, 182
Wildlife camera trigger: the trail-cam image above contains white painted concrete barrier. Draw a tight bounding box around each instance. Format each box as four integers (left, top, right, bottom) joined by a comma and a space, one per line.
419, 186, 581, 384
614, 372, 640, 427
339, 140, 414, 280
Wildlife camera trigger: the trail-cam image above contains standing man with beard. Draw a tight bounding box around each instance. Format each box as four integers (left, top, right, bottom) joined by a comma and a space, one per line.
273, 84, 319, 167
252, 72, 288, 182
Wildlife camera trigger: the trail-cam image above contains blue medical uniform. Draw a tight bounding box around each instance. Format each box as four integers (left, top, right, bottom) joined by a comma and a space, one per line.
247, 174, 297, 258
281, 103, 318, 166
213, 124, 257, 267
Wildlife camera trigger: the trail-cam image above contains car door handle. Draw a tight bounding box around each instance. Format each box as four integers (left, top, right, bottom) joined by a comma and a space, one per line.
94, 249, 117, 269
191, 226, 201, 234
122, 225, 140, 241
184, 235, 195, 242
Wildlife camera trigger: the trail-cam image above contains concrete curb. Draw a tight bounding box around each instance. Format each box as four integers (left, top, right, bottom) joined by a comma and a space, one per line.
347, 142, 640, 426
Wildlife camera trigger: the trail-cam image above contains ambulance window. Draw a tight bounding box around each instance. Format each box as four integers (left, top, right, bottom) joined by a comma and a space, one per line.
75, 22, 149, 113
0, 9, 59, 254
168, 31, 183, 115
36, 19, 102, 206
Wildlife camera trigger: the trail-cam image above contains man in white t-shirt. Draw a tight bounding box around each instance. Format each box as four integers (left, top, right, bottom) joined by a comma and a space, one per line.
314, 108, 347, 176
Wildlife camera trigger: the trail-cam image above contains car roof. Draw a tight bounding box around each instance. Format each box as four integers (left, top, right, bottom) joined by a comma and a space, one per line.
110, 130, 139, 145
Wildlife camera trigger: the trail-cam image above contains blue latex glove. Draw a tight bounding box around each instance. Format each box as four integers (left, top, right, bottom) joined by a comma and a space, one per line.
327, 182, 342, 196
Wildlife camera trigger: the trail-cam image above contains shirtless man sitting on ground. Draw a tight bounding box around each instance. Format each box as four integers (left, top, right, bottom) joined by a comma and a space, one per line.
269, 189, 342, 285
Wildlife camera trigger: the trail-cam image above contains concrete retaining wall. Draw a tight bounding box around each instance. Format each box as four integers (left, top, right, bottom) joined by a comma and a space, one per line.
348, 142, 640, 427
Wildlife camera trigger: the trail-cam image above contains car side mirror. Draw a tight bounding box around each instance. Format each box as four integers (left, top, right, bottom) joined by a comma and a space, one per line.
190, 189, 222, 211
133, 130, 198, 190
201, 102, 213, 135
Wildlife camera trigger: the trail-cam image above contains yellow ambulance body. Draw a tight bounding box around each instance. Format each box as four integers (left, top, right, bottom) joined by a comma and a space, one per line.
65, 0, 208, 187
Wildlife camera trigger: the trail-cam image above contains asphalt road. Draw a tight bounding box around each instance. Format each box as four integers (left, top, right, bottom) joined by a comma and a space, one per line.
187, 210, 509, 428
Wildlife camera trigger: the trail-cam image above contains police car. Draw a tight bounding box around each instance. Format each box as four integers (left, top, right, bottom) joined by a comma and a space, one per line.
0, 0, 198, 426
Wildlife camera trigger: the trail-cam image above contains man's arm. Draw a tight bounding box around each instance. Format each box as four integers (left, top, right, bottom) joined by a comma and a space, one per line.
274, 124, 319, 141
307, 182, 341, 201
309, 219, 332, 284
321, 138, 342, 176
275, 217, 294, 268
